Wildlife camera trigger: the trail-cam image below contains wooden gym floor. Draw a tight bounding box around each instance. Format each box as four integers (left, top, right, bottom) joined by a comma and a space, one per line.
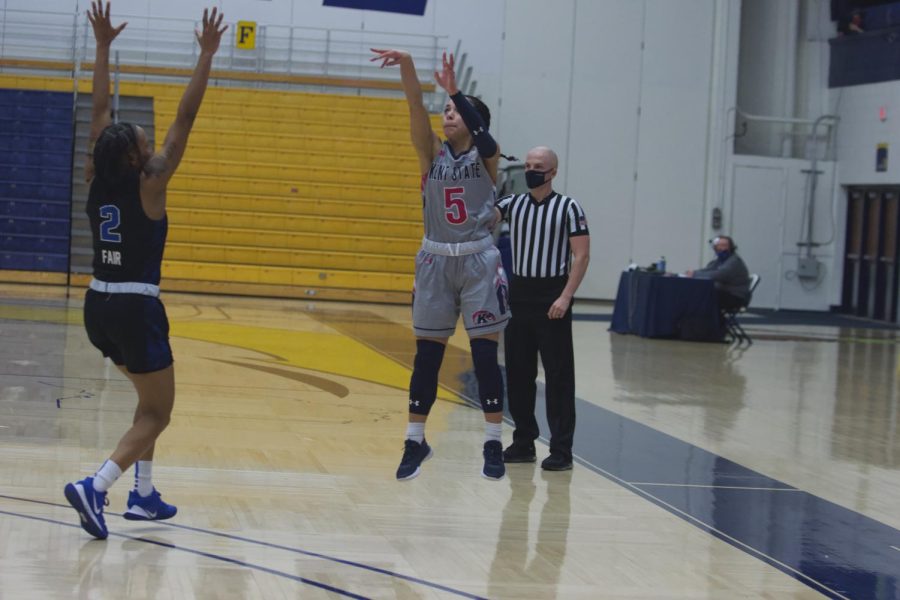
1, 283, 898, 599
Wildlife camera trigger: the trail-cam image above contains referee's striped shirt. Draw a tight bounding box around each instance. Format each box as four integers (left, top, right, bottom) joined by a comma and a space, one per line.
497, 192, 589, 278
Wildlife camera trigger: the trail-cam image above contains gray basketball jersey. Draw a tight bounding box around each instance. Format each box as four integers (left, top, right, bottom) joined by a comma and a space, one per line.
422, 143, 496, 243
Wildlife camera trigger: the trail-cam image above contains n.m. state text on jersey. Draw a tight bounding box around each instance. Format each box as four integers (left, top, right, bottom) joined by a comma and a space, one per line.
421, 143, 496, 244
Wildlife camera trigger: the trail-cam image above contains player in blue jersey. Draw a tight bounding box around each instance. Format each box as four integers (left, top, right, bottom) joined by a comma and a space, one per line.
370, 49, 509, 481
64, 1, 226, 539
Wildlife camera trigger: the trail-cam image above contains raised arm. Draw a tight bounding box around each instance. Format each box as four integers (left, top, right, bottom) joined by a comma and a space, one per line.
370, 48, 441, 174
85, 1, 127, 181
433, 52, 500, 181
140, 7, 226, 217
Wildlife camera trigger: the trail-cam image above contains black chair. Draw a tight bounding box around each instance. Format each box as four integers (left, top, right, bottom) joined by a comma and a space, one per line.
723, 273, 760, 345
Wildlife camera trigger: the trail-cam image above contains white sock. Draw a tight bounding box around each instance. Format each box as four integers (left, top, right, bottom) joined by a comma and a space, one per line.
485, 422, 502, 443
406, 422, 426, 443
134, 460, 153, 497
93, 459, 123, 493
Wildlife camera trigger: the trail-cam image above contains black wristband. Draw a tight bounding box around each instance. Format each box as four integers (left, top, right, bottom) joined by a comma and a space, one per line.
449, 92, 498, 158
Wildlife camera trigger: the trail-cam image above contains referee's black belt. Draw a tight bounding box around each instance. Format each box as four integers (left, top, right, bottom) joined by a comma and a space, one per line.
509, 274, 568, 299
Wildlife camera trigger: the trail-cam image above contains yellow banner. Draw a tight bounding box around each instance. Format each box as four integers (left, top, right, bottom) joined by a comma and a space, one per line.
236, 21, 256, 49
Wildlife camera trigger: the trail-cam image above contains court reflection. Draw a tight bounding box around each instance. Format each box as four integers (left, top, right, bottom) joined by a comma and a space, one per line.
121, 534, 251, 598
0, 317, 70, 446
833, 339, 900, 469
609, 334, 747, 442
75, 538, 108, 598
488, 470, 572, 600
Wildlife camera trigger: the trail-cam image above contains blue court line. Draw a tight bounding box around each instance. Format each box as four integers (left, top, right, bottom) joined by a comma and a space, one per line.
0, 494, 489, 600
561, 398, 900, 600
0, 508, 368, 599
432, 383, 895, 599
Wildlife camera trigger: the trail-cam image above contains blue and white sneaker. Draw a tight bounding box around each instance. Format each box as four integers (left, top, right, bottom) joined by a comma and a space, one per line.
482, 440, 505, 480
396, 439, 433, 480
124, 488, 177, 521
64, 477, 109, 539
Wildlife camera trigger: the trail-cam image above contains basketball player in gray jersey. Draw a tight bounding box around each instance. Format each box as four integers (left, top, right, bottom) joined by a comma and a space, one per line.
371, 49, 509, 480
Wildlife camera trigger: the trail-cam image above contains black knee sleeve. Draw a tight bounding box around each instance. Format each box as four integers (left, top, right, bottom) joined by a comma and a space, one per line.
470, 338, 503, 413
408, 339, 446, 416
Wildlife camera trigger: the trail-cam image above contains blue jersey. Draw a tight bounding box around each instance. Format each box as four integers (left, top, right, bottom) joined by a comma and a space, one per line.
86, 173, 167, 284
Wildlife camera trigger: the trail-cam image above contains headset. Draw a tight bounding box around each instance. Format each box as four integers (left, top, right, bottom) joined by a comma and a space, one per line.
708, 236, 736, 251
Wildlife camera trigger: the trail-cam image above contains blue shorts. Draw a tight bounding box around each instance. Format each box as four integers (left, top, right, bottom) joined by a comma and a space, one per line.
83, 289, 173, 373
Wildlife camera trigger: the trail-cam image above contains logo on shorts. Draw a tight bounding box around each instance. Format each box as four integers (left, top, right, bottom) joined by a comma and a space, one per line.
472, 310, 496, 324
494, 267, 509, 315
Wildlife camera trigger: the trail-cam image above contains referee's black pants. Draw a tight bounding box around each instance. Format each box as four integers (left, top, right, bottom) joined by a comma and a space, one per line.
505, 293, 576, 461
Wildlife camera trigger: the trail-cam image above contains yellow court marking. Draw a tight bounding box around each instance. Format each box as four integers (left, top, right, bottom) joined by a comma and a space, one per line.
0, 303, 458, 401
172, 320, 420, 395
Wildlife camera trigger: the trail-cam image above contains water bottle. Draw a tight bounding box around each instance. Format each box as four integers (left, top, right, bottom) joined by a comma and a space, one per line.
657, 256, 666, 274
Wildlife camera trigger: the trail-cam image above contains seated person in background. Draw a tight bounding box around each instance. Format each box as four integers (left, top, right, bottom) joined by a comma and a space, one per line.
838, 10, 865, 35
685, 235, 751, 311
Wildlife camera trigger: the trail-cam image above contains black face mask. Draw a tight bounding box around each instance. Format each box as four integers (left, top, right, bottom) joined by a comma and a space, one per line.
525, 169, 551, 189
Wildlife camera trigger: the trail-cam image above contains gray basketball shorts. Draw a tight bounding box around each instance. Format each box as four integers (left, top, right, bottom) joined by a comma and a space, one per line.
412, 246, 510, 338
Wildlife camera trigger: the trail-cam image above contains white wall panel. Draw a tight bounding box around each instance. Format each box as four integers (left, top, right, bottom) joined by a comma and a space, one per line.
565, 0, 643, 298
728, 155, 841, 310
730, 164, 787, 308
496, 0, 575, 171
632, 0, 715, 275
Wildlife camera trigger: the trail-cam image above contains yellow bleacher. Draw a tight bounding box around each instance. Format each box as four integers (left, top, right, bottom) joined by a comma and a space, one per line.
0, 73, 443, 302
159, 82, 436, 301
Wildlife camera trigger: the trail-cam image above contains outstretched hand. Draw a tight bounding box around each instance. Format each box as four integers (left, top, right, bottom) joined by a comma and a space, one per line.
433, 51, 458, 95
87, 1, 127, 47
369, 48, 410, 68
196, 7, 228, 56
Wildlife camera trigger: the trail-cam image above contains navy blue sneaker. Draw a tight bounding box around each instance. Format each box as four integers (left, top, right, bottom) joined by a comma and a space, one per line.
124, 488, 177, 521
482, 440, 505, 480
64, 477, 109, 539
396, 439, 433, 480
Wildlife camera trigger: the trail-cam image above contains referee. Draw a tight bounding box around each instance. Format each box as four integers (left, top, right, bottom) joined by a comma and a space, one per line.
496, 146, 590, 471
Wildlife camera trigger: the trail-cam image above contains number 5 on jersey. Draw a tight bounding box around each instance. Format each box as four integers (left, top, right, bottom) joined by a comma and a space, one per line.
444, 187, 468, 225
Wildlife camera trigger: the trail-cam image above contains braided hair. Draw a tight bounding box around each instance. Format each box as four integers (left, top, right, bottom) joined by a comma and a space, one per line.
93, 122, 140, 184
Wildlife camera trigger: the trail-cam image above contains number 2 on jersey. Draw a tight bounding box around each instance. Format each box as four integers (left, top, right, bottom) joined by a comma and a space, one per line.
99, 204, 122, 243
444, 187, 468, 224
